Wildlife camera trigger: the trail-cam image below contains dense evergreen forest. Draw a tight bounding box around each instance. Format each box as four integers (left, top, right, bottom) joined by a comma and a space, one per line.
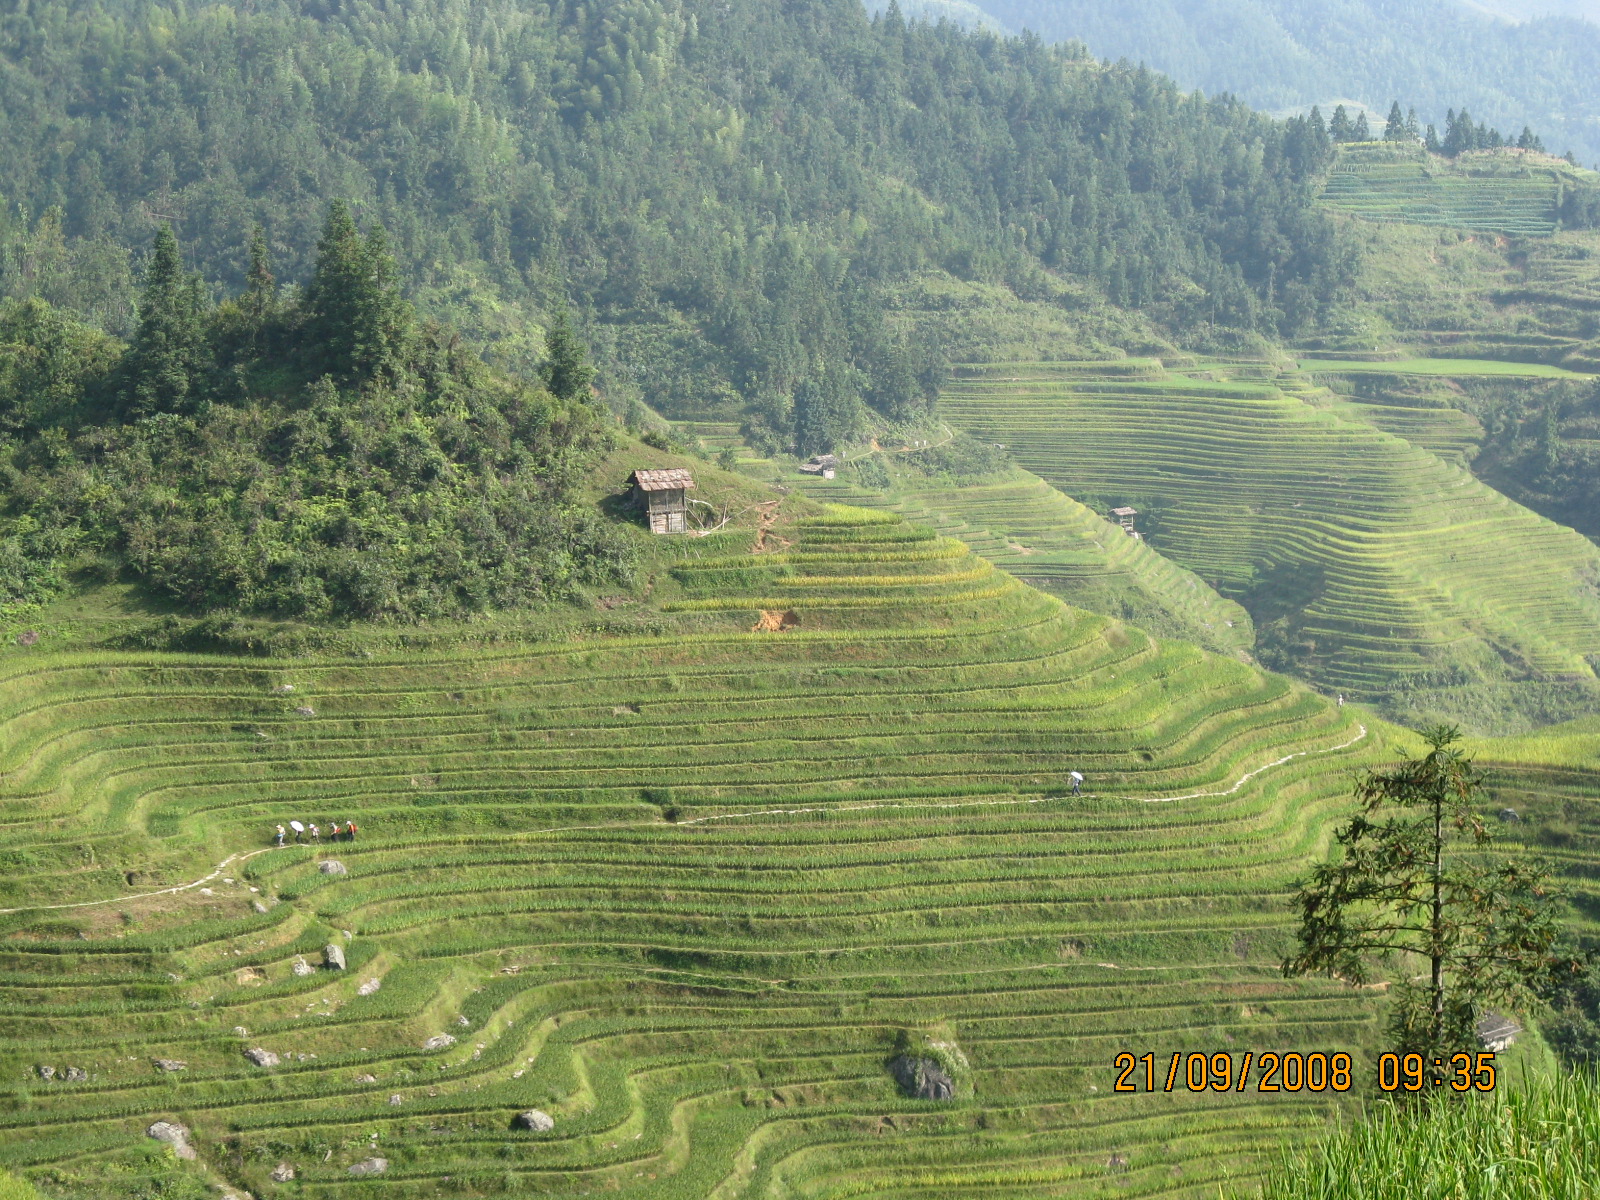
0, 0, 1353, 457
947, 0, 1600, 166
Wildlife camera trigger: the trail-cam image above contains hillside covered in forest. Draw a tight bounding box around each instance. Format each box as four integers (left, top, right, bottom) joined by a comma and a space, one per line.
0, 0, 1354, 448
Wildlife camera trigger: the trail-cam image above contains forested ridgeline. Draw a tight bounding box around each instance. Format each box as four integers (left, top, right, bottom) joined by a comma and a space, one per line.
0, 0, 1354, 450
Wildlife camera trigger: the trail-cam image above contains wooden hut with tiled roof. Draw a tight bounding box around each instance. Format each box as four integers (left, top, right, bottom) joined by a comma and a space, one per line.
629, 468, 696, 534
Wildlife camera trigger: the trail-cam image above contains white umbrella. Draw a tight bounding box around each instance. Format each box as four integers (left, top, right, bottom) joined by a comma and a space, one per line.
289, 820, 305, 833
1069, 771, 1083, 782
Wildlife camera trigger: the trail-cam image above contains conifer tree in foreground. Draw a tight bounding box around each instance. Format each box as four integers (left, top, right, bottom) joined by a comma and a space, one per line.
541, 307, 597, 403
1385, 101, 1406, 140
243, 225, 275, 324
1329, 104, 1352, 142
1283, 727, 1572, 1084
299, 200, 410, 386
119, 225, 209, 417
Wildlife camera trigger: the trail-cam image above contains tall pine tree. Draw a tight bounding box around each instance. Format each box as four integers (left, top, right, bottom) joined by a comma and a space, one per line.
1329, 105, 1352, 142
542, 308, 597, 403
119, 225, 208, 418
1384, 101, 1406, 140
300, 201, 410, 386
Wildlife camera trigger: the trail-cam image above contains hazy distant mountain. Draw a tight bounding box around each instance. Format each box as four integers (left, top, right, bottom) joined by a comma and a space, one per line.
1460, 0, 1600, 19
892, 0, 1600, 164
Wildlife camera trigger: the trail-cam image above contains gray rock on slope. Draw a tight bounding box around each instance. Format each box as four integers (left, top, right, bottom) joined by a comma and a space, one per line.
422, 1033, 457, 1051
270, 1164, 295, 1182
152, 1058, 187, 1072
348, 1158, 387, 1176
324, 943, 347, 970
889, 1055, 955, 1100
514, 1109, 555, 1132
244, 1047, 280, 1067
357, 977, 382, 995
319, 860, 347, 875
146, 1121, 197, 1160
291, 955, 314, 977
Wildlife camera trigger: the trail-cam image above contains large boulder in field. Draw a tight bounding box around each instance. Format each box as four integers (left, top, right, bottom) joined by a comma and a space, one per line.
323, 943, 346, 970
513, 1109, 555, 1132
348, 1158, 387, 1176
147, 1121, 197, 1160
319, 860, 347, 876
889, 1056, 955, 1100
291, 955, 314, 977
270, 1164, 295, 1182
244, 1047, 280, 1068
422, 1033, 457, 1051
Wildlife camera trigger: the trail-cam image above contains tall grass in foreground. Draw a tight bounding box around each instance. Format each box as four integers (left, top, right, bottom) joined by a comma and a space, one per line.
1244, 1071, 1600, 1200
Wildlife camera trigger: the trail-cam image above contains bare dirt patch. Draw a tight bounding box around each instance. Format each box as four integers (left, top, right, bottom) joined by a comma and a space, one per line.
752, 501, 791, 553
753, 610, 800, 632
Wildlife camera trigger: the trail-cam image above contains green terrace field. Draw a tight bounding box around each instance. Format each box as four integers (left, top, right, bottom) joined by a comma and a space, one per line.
1298, 358, 1591, 380
0, 503, 1402, 1200
938, 361, 1600, 727
781, 466, 1253, 655
1317, 143, 1595, 238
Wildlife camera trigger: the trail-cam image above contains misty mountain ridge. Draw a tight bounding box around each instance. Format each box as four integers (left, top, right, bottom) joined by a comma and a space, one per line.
889, 0, 1600, 163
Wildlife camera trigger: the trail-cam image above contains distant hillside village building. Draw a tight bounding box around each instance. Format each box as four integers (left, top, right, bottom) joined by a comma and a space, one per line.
629, 468, 695, 534
1110, 506, 1137, 534
799, 454, 838, 479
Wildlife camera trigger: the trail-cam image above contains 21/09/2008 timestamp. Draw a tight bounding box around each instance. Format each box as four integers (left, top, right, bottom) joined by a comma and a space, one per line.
1113, 1051, 1354, 1093
1112, 1051, 1497, 1093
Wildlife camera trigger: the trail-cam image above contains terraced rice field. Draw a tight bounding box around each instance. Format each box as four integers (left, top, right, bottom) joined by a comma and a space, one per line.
940, 361, 1600, 707
0, 507, 1389, 1199
1299, 358, 1590, 379
786, 470, 1253, 654
1318, 144, 1571, 237
1325, 400, 1484, 464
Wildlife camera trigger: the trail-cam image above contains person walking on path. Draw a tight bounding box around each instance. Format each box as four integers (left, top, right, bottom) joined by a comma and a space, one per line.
329, 821, 342, 841
308, 822, 320, 843
275, 824, 286, 847
1337, 694, 1345, 707
346, 819, 358, 842
1069, 771, 1084, 795
290, 820, 305, 843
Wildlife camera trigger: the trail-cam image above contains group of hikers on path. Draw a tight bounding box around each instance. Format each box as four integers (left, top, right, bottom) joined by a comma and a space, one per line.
275, 819, 358, 846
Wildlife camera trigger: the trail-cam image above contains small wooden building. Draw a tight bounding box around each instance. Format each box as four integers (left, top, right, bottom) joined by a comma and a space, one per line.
1475, 1011, 1522, 1051
1110, 506, 1138, 534
798, 454, 839, 477
629, 468, 696, 534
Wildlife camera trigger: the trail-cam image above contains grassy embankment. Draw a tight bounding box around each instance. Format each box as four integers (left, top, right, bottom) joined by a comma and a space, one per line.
0, 470, 1402, 1199
1237, 1070, 1600, 1200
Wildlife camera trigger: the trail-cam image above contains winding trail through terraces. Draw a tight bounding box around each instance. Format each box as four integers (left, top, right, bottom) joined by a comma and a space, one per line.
0, 724, 1366, 916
